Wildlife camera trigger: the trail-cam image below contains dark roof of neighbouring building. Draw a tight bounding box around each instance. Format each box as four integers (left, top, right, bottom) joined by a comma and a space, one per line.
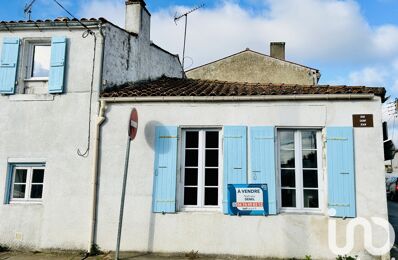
101, 76, 386, 100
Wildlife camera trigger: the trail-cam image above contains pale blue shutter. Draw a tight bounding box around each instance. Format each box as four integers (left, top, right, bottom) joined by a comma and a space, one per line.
49, 36, 67, 93
250, 127, 277, 214
223, 126, 247, 214
0, 37, 20, 94
152, 126, 178, 213
327, 127, 356, 218
3, 165, 14, 204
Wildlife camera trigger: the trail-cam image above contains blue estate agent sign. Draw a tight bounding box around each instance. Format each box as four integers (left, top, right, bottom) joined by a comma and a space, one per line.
228, 184, 269, 216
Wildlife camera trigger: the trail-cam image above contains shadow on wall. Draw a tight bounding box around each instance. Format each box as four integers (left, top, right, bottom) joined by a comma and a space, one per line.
144, 120, 164, 152
144, 120, 163, 252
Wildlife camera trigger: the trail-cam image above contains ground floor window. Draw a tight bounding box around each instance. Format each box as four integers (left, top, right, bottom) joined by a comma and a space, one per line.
278, 129, 322, 211
181, 129, 221, 209
10, 164, 45, 203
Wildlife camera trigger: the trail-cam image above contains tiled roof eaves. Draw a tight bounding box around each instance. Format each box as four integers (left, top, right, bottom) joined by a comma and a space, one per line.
101, 77, 386, 102
0, 17, 138, 37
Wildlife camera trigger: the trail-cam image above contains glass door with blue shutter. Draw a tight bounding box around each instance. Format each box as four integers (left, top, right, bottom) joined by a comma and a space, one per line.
181, 129, 222, 210
278, 129, 322, 212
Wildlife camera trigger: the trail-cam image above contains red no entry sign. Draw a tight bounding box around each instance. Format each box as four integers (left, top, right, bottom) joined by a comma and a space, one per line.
129, 108, 138, 140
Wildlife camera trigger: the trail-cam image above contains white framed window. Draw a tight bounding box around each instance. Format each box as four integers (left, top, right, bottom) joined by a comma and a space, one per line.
10, 166, 45, 203
25, 41, 51, 80
278, 129, 323, 212
180, 129, 222, 211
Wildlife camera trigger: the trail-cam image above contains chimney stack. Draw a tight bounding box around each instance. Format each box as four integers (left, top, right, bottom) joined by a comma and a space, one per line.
125, 0, 150, 41
270, 42, 285, 60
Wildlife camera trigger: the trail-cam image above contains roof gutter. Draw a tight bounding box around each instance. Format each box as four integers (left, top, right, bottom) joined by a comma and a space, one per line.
0, 22, 101, 32
100, 94, 376, 103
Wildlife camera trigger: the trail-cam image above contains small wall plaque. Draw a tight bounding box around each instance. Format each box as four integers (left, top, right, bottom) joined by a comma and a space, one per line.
353, 114, 373, 128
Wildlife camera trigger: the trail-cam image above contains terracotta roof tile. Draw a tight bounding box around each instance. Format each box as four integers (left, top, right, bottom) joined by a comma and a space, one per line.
101, 76, 386, 100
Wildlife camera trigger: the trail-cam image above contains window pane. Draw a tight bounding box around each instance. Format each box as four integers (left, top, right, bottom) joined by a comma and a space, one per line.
303, 150, 317, 168
14, 169, 27, 183
204, 188, 218, 206
30, 185, 43, 199
205, 150, 218, 167
13, 184, 26, 198
206, 131, 219, 148
184, 187, 197, 205
32, 45, 50, 78
304, 189, 319, 208
185, 131, 199, 148
185, 150, 198, 167
281, 169, 295, 187
184, 168, 198, 186
205, 169, 218, 186
302, 131, 317, 149
32, 169, 44, 183
281, 189, 296, 207
280, 131, 294, 150
280, 150, 295, 168
303, 170, 318, 188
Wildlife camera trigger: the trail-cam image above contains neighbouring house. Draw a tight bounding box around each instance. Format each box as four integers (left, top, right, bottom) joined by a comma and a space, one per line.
95, 77, 388, 260
186, 42, 321, 85
0, 0, 181, 252
0, 1, 391, 260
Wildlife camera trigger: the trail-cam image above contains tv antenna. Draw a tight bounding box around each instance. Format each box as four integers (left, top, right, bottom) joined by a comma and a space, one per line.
24, 0, 37, 20
174, 4, 204, 75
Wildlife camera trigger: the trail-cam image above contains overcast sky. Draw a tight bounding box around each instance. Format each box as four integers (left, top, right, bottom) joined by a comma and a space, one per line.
2, 0, 398, 135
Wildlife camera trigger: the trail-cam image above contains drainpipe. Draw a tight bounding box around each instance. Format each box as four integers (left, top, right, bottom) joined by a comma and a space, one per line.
88, 100, 107, 254
87, 21, 107, 254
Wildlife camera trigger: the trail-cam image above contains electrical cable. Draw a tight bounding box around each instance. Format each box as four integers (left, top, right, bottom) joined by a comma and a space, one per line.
49, 0, 97, 157
77, 34, 97, 158
52, 0, 95, 36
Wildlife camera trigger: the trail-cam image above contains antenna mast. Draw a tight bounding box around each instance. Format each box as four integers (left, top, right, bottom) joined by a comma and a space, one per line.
24, 0, 37, 20
174, 4, 204, 76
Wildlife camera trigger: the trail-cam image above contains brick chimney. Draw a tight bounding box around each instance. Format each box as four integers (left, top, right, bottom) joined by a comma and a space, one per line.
270, 42, 285, 60
125, 0, 150, 41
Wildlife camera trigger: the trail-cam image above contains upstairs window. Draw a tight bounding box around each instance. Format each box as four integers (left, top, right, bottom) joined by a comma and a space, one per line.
0, 36, 66, 95
26, 41, 51, 80
181, 129, 222, 210
278, 129, 322, 212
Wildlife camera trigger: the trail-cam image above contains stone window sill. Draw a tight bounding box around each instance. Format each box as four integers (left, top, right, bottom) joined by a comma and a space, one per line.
24, 78, 48, 82
9, 94, 54, 101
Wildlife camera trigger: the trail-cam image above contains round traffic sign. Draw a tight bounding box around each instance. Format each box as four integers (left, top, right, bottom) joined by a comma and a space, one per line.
129, 108, 138, 140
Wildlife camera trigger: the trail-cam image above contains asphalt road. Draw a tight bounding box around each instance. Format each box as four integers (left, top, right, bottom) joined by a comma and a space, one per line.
389, 201, 398, 245
388, 201, 398, 258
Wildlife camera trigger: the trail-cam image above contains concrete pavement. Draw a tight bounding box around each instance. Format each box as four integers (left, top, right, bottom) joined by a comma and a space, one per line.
0, 251, 268, 260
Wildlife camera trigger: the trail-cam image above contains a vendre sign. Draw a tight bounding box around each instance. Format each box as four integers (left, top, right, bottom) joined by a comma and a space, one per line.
228, 184, 269, 216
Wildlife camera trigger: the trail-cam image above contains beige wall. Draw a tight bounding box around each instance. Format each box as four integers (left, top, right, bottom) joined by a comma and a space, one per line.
186, 50, 319, 85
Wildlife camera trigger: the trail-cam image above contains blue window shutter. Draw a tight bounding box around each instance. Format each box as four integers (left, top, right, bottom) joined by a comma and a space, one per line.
223, 126, 247, 214
152, 126, 178, 213
49, 36, 67, 93
250, 127, 277, 214
0, 37, 20, 94
326, 127, 356, 218
4, 164, 14, 204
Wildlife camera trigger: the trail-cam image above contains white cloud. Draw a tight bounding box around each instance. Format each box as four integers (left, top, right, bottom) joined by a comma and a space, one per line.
393, 79, 398, 93
348, 67, 387, 86
78, 0, 124, 25
78, 0, 398, 70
